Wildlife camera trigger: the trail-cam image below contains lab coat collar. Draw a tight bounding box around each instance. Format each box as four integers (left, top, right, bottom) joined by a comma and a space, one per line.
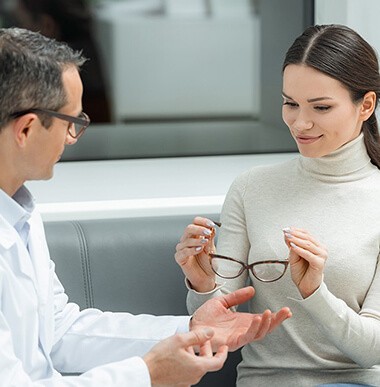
0, 186, 36, 251
0, 185, 34, 228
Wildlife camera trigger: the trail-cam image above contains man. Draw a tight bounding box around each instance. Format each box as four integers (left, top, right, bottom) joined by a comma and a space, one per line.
0, 28, 292, 386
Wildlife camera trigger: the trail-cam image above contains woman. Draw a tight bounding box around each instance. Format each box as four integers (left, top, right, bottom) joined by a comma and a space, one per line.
175, 24, 380, 386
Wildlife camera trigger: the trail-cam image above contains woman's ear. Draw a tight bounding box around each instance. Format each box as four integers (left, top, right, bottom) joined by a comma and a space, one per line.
360, 91, 377, 121
12, 113, 39, 147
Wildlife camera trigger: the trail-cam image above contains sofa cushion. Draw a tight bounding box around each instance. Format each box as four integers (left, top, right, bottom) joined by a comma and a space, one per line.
44, 214, 241, 386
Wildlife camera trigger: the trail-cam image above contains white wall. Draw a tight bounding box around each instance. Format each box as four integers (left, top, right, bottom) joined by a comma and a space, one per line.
315, 0, 380, 54
315, 0, 380, 124
27, 153, 296, 221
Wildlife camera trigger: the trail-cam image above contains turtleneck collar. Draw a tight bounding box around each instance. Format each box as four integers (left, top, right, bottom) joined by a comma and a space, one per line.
298, 133, 377, 182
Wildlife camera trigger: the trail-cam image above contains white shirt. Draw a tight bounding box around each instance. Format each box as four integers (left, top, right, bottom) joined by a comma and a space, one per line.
0, 186, 190, 386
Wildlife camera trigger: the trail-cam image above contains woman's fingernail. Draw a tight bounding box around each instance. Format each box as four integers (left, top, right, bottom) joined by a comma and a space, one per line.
290, 242, 296, 248
206, 220, 215, 227
200, 238, 208, 244
284, 232, 292, 239
282, 227, 291, 233
203, 229, 212, 236
195, 246, 202, 252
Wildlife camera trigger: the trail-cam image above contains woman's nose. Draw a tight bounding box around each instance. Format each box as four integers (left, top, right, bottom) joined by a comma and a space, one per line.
294, 111, 313, 130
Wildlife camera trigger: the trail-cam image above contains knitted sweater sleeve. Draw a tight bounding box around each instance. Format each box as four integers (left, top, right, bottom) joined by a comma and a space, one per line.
294, 256, 380, 368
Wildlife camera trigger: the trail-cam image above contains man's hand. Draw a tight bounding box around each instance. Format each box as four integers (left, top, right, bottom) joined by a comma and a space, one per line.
190, 286, 292, 352
143, 328, 228, 386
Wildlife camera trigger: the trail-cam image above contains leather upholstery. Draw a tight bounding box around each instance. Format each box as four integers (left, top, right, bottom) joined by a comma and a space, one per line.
44, 214, 241, 386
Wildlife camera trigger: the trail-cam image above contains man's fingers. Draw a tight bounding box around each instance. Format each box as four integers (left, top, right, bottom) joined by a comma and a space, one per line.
219, 286, 255, 308
199, 339, 214, 357
182, 328, 215, 347
268, 308, 292, 333
251, 310, 271, 340
202, 345, 228, 372
212, 345, 229, 361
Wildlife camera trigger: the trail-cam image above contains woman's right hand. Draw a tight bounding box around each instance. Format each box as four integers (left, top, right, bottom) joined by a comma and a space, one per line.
175, 217, 218, 293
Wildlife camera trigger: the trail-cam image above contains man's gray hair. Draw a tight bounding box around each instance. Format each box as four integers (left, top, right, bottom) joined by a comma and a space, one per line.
0, 27, 86, 130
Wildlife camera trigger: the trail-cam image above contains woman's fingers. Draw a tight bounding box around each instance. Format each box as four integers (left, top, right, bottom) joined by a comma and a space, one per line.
283, 227, 313, 240
175, 218, 218, 264
179, 223, 214, 242
283, 228, 328, 298
289, 244, 326, 272
175, 246, 203, 266
175, 238, 215, 265
177, 237, 210, 251
283, 228, 327, 258
289, 237, 326, 257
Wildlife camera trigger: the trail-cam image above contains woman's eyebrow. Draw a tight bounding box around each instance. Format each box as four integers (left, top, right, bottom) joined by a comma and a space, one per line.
282, 92, 333, 103
282, 92, 293, 100
307, 96, 333, 102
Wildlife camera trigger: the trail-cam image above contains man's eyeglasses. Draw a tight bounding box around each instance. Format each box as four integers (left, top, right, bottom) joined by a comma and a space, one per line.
209, 253, 289, 283
10, 108, 90, 139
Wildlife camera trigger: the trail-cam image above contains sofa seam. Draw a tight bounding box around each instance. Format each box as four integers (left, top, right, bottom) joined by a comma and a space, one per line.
77, 222, 94, 308
71, 221, 94, 308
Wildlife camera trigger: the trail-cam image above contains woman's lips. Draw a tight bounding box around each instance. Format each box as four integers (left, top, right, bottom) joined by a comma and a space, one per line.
295, 135, 323, 144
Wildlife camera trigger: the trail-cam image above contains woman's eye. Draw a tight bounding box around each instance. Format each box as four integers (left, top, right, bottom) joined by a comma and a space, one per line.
315, 105, 331, 111
283, 101, 298, 108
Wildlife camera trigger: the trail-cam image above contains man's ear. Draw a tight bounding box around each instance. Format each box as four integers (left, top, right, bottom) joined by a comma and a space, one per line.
12, 114, 39, 147
360, 91, 377, 121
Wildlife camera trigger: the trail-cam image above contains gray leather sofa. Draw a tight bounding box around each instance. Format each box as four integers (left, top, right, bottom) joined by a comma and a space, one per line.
44, 214, 242, 386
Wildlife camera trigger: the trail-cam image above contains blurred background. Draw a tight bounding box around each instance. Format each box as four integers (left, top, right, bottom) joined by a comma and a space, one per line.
2, 0, 380, 220
0, 0, 315, 160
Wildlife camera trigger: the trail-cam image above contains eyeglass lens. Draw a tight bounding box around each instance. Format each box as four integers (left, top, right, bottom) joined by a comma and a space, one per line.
210, 256, 287, 282
68, 122, 83, 138
211, 257, 245, 279
252, 262, 287, 282
67, 113, 88, 138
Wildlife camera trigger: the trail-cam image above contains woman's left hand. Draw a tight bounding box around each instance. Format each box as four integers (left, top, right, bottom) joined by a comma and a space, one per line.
283, 227, 328, 298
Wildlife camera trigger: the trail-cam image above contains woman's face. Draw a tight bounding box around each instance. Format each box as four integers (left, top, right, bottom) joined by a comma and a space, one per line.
282, 64, 367, 158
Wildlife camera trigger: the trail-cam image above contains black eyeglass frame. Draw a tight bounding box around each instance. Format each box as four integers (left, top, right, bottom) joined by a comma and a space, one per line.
209, 253, 289, 283
9, 108, 90, 139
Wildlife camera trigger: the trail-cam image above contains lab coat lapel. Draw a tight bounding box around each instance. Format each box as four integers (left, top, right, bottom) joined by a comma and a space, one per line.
0, 214, 56, 355
0, 217, 36, 281
27, 213, 55, 354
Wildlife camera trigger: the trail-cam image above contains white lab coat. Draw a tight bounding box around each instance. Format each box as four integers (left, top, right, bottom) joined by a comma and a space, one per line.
0, 201, 190, 386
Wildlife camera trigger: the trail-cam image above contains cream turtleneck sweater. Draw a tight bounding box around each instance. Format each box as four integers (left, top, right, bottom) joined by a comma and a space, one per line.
187, 133, 380, 386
